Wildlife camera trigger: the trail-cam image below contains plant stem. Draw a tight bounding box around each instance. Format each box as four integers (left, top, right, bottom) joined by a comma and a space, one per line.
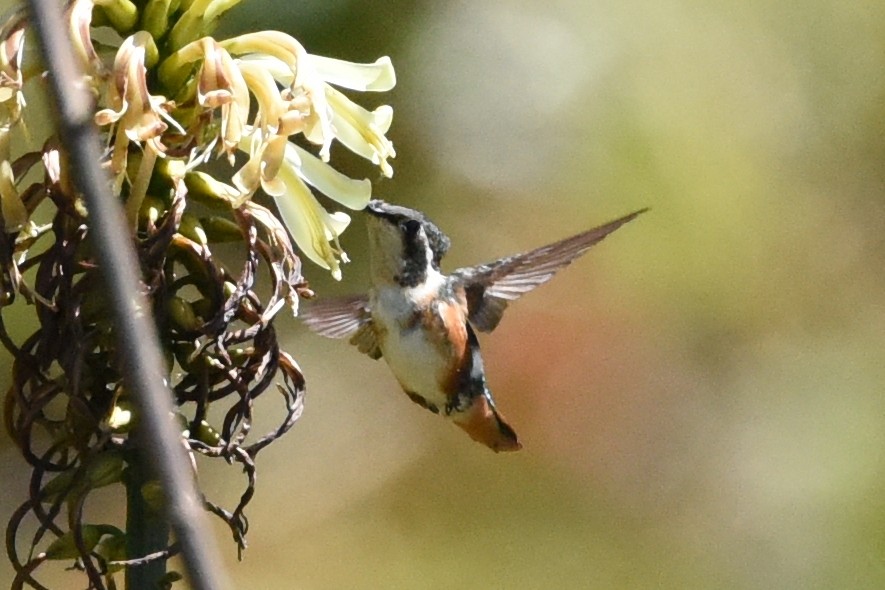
124, 447, 170, 590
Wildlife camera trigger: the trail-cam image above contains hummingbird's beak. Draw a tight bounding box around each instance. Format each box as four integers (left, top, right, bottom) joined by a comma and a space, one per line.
366, 200, 410, 226
366, 199, 392, 218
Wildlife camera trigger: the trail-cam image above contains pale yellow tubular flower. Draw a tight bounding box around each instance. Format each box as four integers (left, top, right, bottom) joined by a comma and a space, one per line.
236, 52, 396, 176
231, 131, 287, 201
235, 53, 289, 84
257, 134, 290, 192
233, 129, 372, 208
220, 32, 305, 84
309, 55, 396, 92
231, 60, 307, 199
262, 142, 371, 279
231, 133, 370, 280
221, 32, 335, 159
233, 60, 281, 131
236, 58, 307, 137
286, 143, 371, 210
271, 164, 351, 280
95, 31, 173, 176
230, 143, 261, 198
194, 38, 249, 164
245, 53, 395, 97
213, 36, 395, 278
324, 86, 396, 178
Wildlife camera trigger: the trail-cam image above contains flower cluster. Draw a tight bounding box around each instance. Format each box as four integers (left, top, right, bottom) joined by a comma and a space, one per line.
1, 0, 396, 279
0, 1, 397, 587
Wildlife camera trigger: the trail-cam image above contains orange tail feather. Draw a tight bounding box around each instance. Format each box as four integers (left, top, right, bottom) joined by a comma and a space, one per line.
453, 395, 522, 452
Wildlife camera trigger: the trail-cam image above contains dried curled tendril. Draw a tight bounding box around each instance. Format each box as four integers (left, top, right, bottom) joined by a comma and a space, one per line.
2, 148, 311, 588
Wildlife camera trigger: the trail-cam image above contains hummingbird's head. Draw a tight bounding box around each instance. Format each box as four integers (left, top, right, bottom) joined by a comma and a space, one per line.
365, 200, 451, 287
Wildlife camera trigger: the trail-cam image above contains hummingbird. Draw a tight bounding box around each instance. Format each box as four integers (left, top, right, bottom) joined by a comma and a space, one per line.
300, 200, 646, 452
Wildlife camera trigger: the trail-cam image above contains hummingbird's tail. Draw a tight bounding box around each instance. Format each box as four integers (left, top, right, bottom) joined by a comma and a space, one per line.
453, 394, 522, 452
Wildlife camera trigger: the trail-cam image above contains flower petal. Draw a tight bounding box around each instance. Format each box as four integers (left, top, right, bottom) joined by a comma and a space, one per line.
236, 54, 292, 86
287, 143, 371, 210
325, 88, 396, 176
272, 171, 348, 280
310, 55, 396, 92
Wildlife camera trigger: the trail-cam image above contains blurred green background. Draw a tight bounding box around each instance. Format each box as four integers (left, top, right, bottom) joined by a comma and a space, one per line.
3, 0, 885, 588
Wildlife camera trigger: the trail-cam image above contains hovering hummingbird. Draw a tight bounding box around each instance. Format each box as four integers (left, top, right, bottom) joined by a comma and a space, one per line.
301, 200, 646, 452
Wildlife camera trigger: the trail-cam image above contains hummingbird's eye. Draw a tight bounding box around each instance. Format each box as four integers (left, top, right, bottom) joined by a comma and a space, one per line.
401, 219, 421, 236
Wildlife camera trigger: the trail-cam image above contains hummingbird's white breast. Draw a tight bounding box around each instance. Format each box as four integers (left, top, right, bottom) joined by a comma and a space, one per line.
370, 270, 464, 413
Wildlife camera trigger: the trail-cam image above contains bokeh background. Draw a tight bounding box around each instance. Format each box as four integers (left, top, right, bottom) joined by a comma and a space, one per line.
3, 0, 885, 588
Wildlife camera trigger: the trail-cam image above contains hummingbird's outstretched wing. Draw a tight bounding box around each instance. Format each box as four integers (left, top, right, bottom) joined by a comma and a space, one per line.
299, 295, 382, 359
451, 209, 647, 332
